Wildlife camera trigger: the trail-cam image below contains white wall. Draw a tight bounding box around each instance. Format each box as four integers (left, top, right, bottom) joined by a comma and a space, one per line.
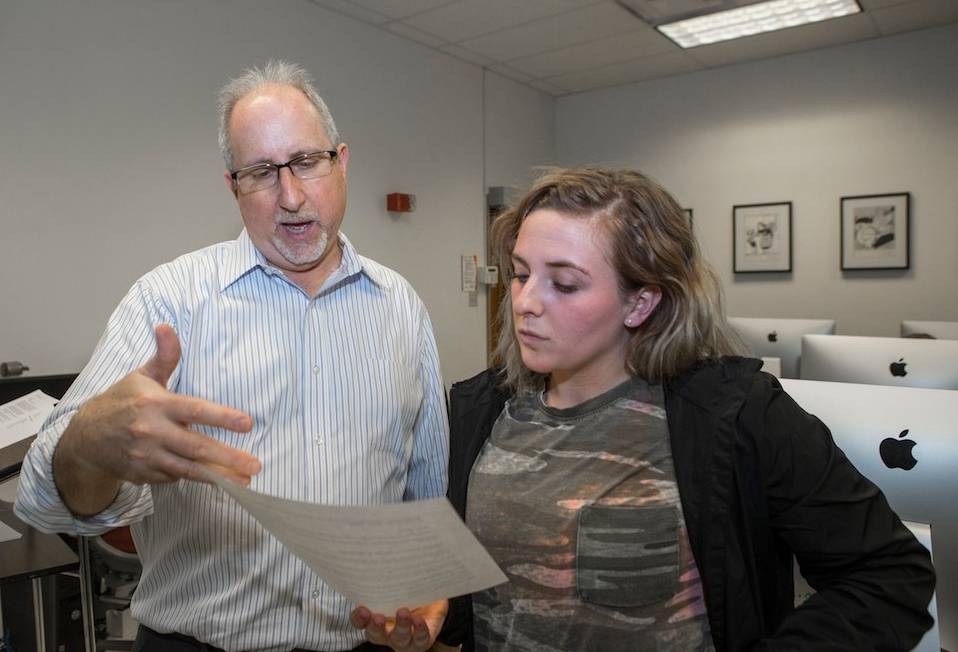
483, 71, 556, 205
6, 0, 951, 384
0, 0, 536, 386
556, 23, 958, 337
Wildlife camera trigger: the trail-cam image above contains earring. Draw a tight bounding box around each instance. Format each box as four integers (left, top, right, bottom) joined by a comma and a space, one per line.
626, 318, 634, 326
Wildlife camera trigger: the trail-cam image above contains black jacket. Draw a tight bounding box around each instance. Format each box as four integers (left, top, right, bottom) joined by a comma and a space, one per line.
440, 358, 935, 652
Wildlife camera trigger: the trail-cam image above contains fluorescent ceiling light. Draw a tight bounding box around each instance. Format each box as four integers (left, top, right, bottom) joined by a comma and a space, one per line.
657, 0, 861, 48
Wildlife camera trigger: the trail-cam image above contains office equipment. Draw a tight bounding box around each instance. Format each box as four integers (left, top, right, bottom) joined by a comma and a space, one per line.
0, 361, 29, 377
759, 357, 781, 377
0, 373, 76, 404
0, 373, 139, 650
728, 317, 836, 378
901, 320, 958, 340
84, 528, 140, 647
781, 378, 957, 652
800, 334, 958, 389
0, 373, 84, 651
1, 475, 81, 652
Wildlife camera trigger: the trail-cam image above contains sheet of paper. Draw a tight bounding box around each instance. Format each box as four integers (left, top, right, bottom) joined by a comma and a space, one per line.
0, 389, 58, 449
200, 468, 507, 614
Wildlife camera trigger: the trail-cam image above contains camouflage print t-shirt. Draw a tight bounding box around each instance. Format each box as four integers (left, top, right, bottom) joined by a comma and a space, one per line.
466, 377, 714, 652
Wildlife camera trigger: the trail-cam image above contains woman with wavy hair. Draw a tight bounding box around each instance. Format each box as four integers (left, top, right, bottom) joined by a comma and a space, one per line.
355, 166, 934, 652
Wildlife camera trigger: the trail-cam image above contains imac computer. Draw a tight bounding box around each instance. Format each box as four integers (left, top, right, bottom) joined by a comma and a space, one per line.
901, 320, 958, 340
800, 334, 958, 390
728, 317, 836, 379
0, 373, 77, 404
781, 378, 957, 652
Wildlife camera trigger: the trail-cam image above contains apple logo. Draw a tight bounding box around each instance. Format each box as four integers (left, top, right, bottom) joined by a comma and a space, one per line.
889, 358, 907, 377
767, 331, 778, 342
880, 429, 918, 470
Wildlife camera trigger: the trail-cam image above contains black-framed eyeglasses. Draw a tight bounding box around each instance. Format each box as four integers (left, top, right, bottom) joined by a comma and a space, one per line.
230, 150, 338, 194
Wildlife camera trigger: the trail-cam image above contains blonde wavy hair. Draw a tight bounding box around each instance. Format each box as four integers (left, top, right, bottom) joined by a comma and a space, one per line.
492, 166, 746, 392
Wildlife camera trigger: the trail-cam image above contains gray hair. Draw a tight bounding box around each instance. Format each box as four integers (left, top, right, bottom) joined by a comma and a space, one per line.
217, 60, 340, 169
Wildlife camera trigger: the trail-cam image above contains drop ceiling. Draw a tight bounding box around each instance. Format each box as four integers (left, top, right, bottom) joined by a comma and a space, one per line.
304, 0, 958, 95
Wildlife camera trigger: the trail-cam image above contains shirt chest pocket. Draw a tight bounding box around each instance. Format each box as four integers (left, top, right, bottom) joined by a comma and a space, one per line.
576, 504, 680, 608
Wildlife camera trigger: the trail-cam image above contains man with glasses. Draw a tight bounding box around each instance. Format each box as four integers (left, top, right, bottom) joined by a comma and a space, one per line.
16, 60, 449, 652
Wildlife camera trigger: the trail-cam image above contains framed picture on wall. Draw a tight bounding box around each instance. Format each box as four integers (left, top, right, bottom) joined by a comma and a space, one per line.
733, 202, 792, 273
840, 192, 910, 270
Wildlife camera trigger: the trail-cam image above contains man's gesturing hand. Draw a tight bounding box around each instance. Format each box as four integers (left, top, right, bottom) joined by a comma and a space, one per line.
53, 324, 261, 516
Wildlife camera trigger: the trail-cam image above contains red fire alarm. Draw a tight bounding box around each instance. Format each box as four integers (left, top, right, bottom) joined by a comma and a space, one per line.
387, 193, 416, 213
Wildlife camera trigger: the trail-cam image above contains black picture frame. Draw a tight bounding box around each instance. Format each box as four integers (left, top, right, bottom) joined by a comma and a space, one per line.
840, 192, 910, 270
733, 201, 792, 273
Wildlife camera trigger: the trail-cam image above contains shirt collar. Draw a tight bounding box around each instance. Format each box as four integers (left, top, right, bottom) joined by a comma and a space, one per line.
220, 229, 389, 293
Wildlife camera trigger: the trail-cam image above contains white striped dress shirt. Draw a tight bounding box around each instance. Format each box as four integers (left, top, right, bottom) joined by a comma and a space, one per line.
16, 230, 449, 652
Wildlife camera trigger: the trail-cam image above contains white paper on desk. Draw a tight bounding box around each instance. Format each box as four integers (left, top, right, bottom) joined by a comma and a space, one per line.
0, 389, 58, 449
200, 468, 507, 614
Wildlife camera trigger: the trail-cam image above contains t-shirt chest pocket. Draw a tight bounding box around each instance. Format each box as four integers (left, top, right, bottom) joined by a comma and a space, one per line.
576, 504, 680, 608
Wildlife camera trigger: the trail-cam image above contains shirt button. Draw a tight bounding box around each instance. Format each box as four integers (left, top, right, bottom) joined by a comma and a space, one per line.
314, 434, 324, 445
311, 589, 321, 599
312, 365, 320, 374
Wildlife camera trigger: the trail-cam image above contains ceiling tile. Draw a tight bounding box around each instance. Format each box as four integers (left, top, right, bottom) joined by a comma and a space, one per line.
342, 0, 462, 21
507, 25, 673, 78
617, 0, 742, 24
455, 3, 644, 61
866, 0, 958, 34
304, 0, 393, 25
402, 0, 602, 43
303, 0, 958, 96
383, 21, 450, 47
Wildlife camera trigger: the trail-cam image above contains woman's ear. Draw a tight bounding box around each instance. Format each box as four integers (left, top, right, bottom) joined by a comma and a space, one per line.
624, 286, 662, 328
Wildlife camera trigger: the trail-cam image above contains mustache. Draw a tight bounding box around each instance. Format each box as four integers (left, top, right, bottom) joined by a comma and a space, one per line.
275, 209, 321, 224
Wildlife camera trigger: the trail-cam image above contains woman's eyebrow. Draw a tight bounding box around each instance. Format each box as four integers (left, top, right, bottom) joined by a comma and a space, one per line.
512, 252, 590, 276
